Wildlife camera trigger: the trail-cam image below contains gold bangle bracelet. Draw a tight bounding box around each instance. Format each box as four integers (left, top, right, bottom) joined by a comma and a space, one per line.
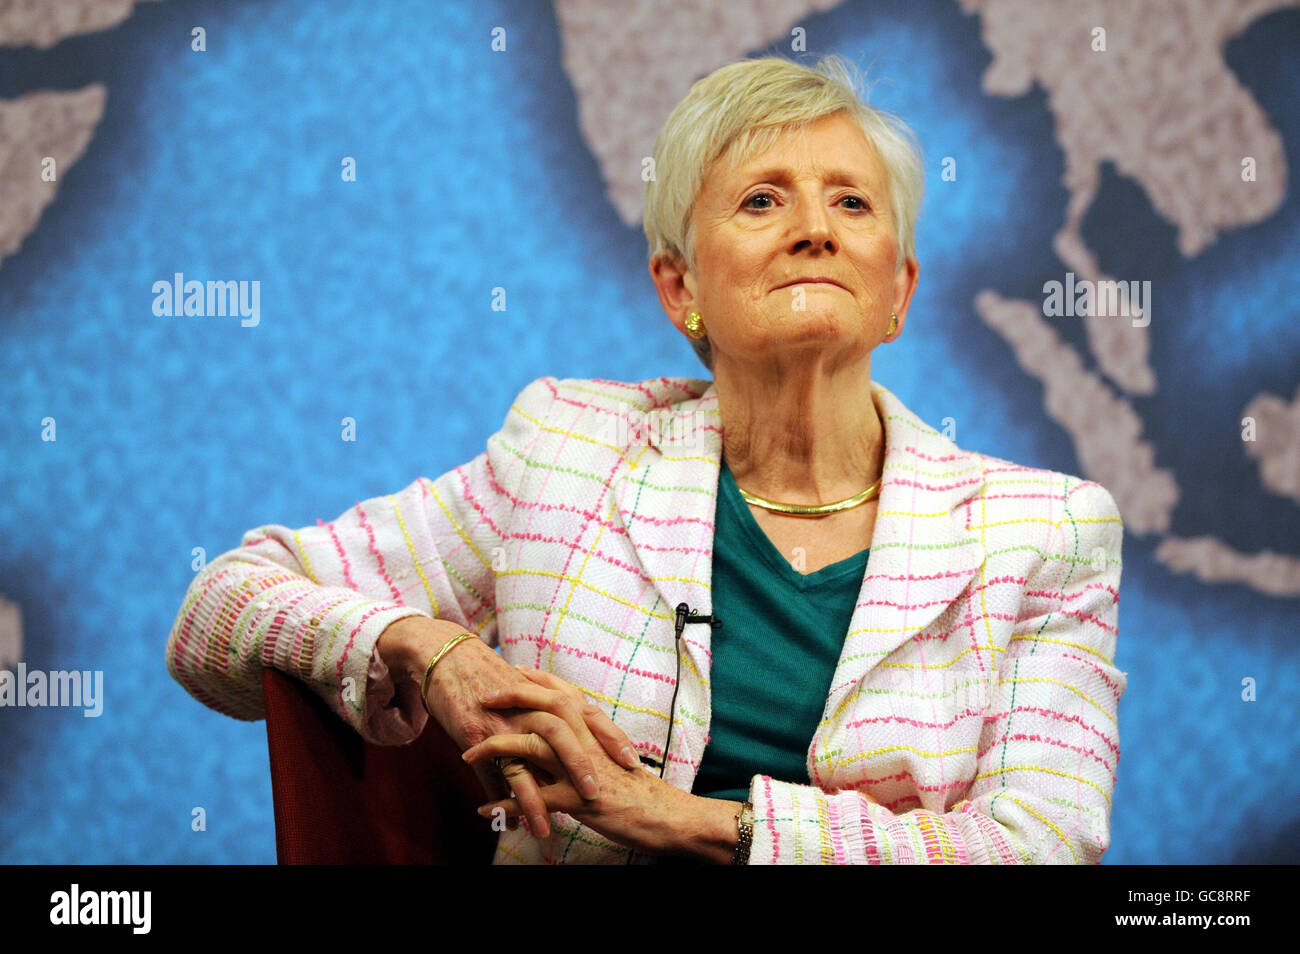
419, 632, 478, 718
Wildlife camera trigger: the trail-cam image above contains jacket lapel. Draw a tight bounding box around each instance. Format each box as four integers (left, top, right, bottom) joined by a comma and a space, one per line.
610, 379, 721, 635
823, 382, 985, 717
610, 378, 985, 777
609, 381, 722, 783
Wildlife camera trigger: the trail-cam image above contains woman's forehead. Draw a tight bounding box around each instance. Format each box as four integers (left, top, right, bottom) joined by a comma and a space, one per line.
708, 123, 885, 191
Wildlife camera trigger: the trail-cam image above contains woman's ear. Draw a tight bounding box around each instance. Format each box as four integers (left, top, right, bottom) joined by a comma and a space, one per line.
892, 255, 919, 323
649, 251, 696, 336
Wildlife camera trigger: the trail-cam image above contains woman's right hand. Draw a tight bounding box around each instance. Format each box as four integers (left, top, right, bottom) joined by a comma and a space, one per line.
376, 615, 642, 838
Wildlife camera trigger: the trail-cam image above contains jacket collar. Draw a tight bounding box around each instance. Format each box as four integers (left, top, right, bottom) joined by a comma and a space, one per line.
612, 377, 986, 703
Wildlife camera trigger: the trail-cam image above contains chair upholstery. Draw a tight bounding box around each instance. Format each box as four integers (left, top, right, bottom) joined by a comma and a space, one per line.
262, 667, 498, 864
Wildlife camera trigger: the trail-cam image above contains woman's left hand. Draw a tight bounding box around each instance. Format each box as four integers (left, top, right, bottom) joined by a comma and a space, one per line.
465, 667, 741, 861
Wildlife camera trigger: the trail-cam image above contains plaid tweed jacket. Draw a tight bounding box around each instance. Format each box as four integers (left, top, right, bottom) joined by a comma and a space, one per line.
166, 374, 1126, 864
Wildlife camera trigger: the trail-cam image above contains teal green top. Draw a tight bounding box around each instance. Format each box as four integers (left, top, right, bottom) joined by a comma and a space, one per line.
692, 457, 870, 803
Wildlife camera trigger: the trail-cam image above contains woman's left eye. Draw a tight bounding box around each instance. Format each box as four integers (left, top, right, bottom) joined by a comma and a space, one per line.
840, 195, 868, 211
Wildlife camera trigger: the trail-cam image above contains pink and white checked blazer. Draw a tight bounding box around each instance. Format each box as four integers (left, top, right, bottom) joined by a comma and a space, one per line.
166, 374, 1126, 864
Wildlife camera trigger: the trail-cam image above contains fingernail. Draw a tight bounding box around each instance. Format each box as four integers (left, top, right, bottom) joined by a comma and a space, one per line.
621, 747, 640, 769
579, 774, 598, 799
531, 815, 549, 837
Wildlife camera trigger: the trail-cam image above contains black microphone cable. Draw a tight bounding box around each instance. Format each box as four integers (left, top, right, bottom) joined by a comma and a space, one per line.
626, 601, 722, 864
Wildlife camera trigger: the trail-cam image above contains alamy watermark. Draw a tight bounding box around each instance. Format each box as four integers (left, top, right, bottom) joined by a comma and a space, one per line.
0, 663, 103, 717
152, 272, 260, 327
1042, 271, 1150, 327
877, 666, 992, 713
50, 884, 150, 934
588, 406, 708, 452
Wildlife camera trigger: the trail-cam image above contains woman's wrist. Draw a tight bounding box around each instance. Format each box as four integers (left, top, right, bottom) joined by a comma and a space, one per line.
669, 795, 744, 864
376, 616, 468, 687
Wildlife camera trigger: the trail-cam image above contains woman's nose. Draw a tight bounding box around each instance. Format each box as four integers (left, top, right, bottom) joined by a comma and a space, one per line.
791, 197, 836, 253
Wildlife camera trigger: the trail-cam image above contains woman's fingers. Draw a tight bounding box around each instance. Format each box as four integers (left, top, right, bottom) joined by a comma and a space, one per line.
467, 761, 511, 814
518, 667, 641, 770
478, 778, 585, 824
463, 733, 573, 838
513, 710, 601, 799
522, 668, 640, 768
483, 680, 597, 747
480, 682, 604, 794
463, 732, 564, 779
580, 707, 643, 771
492, 756, 552, 839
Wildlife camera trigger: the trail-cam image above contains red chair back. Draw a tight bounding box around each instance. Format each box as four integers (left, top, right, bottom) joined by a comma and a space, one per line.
262, 667, 498, 864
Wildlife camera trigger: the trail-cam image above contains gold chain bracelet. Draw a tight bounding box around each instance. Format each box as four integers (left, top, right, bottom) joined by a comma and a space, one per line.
732, 800, 754, 865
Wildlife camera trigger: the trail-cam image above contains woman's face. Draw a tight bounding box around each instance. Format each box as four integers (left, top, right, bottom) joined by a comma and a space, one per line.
676, 111, 918, 369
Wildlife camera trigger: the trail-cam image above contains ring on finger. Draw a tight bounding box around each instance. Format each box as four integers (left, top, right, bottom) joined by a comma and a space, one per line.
494, 755, 529, 775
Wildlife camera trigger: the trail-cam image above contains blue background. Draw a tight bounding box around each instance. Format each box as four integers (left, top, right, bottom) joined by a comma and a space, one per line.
1, 0, 1296, 863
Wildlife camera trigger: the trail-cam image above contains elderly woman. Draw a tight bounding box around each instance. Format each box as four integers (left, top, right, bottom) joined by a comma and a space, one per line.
167, 54, 1125, 864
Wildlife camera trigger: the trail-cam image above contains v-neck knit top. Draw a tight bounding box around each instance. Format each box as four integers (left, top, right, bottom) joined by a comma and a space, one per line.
692, 456, 870, 803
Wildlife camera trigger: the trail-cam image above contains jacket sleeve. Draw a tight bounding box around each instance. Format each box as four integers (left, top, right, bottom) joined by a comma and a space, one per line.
746, 479, 1126, 864
164, 377, 555, 746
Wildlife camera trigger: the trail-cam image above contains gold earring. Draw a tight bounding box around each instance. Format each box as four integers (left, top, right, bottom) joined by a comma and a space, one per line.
887, 312, 898, 337
684, 310, 707, 339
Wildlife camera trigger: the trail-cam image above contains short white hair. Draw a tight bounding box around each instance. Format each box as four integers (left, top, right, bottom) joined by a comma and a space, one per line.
644, 54, 925, 371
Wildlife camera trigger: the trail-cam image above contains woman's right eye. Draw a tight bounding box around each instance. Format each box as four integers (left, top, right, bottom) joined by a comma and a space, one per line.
743, 191, 775, 210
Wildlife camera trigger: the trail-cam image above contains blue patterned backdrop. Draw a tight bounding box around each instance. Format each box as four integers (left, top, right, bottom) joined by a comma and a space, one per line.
1, 0, 1296, 863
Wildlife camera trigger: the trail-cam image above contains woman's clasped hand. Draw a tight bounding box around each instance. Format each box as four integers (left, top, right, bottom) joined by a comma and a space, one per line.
387, 617, 736, 858
380, 617, 641, 839
463, 667, 718, 856
383, 615, 745, 861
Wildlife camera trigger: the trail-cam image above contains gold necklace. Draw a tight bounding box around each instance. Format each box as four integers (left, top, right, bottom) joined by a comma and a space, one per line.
737, 475, 882, 517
